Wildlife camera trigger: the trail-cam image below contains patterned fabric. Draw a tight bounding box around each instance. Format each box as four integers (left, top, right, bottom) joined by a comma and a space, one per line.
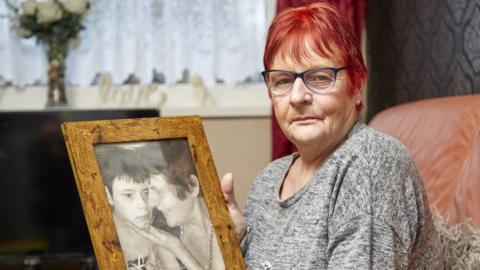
242, 122, 442, 269
127, 256, 150, 270
365, 0, 480, 120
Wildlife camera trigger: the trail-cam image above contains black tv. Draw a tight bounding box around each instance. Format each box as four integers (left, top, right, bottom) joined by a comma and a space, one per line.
0, 109, 159, 268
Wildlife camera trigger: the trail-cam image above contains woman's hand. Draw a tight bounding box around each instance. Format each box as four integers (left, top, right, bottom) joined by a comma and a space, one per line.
124, 219, 179, 249
221, 173, 247, 241
127, 223, 203, 270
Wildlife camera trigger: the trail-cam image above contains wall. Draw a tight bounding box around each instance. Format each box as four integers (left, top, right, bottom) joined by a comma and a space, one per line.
366, 0, 480, 120
203, 117, 272, 209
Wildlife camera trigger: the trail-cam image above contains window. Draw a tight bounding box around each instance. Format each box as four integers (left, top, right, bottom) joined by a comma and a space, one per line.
0, 0, 268, 87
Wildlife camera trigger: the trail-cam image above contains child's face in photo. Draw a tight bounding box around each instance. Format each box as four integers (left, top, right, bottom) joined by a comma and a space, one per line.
111, 177, 151, 229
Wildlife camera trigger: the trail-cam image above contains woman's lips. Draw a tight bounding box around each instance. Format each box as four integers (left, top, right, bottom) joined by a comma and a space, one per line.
292, 115, 322, 124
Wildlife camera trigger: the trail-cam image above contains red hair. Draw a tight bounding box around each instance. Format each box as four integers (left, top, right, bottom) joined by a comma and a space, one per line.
264, 2, 367, 109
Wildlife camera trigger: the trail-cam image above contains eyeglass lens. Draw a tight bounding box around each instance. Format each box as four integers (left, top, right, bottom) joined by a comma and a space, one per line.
265, 69, 336, 93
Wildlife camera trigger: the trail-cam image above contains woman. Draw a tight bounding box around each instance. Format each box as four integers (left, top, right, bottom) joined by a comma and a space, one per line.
148, 173, 224, 270
134, 139, 225, 270
221, 3, 441, 269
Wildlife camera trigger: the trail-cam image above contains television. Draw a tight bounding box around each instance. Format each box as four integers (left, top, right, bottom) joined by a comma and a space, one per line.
0, 109, 159, 269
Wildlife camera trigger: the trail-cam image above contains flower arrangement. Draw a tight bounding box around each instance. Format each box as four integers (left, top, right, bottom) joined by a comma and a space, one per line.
5, 0, 89, 105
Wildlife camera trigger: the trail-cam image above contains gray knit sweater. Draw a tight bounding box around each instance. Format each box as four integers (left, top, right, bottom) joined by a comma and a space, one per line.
241, 122, 441, 269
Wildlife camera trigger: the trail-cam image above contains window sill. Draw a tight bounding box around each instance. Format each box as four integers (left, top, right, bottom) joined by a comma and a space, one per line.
0, 83, 271, 118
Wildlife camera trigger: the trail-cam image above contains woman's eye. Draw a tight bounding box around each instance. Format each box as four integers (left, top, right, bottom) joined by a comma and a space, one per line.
311, 75, 330, 81
274, 77, 293, 86
122, 192, 133, 199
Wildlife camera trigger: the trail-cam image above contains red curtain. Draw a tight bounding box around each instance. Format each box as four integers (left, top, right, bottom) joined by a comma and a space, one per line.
271, 0, 366, 160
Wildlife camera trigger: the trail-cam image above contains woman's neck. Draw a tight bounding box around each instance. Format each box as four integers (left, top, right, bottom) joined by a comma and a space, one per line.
279, 154, 322, 200
181, 199, 213, 268
182, 199, 210, 233
280, 122, 354, 200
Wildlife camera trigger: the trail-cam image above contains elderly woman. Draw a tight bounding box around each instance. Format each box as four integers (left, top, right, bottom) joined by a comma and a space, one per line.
221, 3, 441, 269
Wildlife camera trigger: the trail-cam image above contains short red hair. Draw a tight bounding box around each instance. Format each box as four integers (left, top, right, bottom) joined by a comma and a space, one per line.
264, 2, 367, 101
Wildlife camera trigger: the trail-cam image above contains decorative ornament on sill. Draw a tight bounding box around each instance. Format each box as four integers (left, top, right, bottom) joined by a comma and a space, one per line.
191, 74, 216, 107
97, 73, 167, 108
5, 0, 89, 107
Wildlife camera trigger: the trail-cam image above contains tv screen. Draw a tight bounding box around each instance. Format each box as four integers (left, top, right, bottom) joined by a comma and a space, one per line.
0, 109, 159, 266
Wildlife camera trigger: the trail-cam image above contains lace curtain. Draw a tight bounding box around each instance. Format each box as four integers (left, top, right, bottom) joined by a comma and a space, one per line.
0, 0, 268, 86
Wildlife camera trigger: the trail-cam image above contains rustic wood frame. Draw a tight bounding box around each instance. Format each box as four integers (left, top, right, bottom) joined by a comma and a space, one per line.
61, 115, 245, 270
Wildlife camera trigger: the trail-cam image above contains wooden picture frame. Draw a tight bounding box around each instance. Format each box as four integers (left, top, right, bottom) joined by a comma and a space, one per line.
61, 115, 245, 270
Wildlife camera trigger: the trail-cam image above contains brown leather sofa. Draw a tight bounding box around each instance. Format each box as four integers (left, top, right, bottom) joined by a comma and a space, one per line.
369, 95, 480, 227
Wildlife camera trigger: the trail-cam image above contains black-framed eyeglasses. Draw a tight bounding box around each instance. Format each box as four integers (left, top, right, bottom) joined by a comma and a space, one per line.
261, 67, 347, 96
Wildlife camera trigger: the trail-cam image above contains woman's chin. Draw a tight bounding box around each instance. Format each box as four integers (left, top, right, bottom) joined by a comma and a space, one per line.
287, 126, 327, 146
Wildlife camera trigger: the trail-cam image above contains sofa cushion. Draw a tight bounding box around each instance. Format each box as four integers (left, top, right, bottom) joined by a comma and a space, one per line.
369, 95, 480, 226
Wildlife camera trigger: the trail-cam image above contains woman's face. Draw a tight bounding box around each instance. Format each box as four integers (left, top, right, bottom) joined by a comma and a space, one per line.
270, 48, 361, 152
149, 173, 195, 227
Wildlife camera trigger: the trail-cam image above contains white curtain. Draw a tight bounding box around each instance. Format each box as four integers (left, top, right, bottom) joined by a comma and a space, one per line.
0, 0, 267, 86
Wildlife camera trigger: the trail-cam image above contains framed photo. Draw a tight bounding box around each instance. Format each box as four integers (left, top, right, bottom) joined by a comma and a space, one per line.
62, 116, 245, 270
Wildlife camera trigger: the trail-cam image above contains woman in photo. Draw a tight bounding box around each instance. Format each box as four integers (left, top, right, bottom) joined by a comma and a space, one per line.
148, 173, 224, 270
141, 139, 225, 270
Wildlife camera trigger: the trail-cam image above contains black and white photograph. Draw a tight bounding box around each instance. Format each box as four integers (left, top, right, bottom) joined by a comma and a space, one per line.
94, 139, 225, 270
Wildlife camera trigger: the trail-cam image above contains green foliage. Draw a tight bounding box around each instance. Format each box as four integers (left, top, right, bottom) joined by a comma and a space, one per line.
5, 0, 89, 59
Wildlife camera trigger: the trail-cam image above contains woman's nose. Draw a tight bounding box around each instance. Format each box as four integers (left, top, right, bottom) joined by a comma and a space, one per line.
289, 77, 312, 105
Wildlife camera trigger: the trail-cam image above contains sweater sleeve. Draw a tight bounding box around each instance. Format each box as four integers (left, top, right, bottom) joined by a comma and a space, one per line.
326, 128, 440, 269
327, 215, 407, 269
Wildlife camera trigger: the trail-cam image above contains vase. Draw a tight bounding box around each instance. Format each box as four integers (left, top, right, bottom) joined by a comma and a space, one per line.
47, 42, 68, 107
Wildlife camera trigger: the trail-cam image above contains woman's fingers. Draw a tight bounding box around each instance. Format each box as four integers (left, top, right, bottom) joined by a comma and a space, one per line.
221, 172, 236, 208
221, 173, 247, 241
124, 218, 171, 245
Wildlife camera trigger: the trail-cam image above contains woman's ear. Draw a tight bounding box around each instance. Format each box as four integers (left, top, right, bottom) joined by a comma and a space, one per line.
355, 78, 366, 102
189, 174, 200, 197
105, 186, 114, 206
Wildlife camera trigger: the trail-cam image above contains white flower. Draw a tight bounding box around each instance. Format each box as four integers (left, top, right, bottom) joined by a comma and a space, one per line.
21, 0, 37, 16
36, 0, 62, 24
63, 0, 88, 15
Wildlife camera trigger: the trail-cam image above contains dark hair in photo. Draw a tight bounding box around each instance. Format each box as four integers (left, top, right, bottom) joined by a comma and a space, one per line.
95, 142, 167, 194
160, 139, 199, 200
